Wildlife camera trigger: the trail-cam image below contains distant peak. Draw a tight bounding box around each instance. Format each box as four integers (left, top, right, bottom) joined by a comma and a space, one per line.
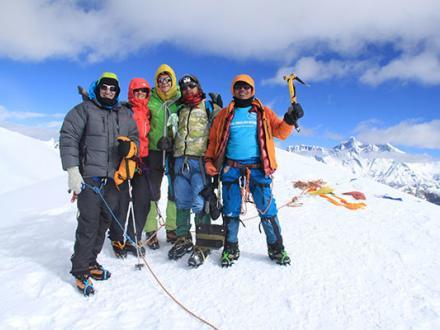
334, 136, 362, 152
333, 137, 405, 154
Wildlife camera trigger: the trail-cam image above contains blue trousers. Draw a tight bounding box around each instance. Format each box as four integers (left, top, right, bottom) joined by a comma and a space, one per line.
221, 164, 282, 245
173, 156, 205, 213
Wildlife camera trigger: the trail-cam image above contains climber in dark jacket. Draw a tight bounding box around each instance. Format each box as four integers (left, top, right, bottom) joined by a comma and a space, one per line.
60, 72, 138, 295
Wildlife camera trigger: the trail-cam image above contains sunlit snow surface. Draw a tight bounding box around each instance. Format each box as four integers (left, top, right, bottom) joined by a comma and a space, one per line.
0, 128, 439, 329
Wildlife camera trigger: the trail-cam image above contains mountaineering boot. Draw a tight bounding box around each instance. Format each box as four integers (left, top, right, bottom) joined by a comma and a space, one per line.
268, 243, 291, 266
75, 274, 94, 296
166, 230, 177, 243
188, 246, 211, 268
125, 240, 146, 256
221, 242, 240, 268
112, 240, 128, 258
145, 231, 160, 250
89, 263, 111, 281
168, 235, 193, 260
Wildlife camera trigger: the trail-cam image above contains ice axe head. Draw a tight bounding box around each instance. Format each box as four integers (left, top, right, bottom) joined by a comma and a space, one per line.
283, 73, 307, 104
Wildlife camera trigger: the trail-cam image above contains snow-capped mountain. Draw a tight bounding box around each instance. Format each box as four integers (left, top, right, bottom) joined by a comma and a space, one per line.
287, 137, 440, 205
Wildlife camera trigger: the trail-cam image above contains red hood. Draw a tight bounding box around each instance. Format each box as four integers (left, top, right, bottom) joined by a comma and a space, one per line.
128, 78, 151, 106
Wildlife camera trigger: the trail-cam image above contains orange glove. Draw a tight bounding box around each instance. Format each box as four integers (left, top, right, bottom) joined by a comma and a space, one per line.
205, 161, 218, 176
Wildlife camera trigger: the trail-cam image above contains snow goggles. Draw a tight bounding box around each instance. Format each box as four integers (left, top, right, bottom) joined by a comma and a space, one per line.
157, 77, 172, 85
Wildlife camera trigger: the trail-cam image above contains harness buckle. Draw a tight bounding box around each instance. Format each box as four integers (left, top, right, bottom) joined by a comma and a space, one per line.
182, 157, 190, 175
239, 175, 246, 189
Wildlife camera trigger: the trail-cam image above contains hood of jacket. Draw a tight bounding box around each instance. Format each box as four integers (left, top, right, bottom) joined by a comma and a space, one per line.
88, 80, 120, 110
154, 64, 178, 101
128, 77, 151, 110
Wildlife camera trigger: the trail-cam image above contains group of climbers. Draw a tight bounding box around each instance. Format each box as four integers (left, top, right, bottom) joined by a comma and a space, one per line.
59, 66, 305, 295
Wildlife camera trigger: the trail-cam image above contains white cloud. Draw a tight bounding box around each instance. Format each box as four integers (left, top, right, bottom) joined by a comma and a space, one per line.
0, 105, 63, 140
0, 105, 64, 121
0, 121, 61, 141
262, 57, 370, 85
355, 119, 440, 149
1, 0, 440, 85
360, 52, 440, 85
1, 0, 439, 62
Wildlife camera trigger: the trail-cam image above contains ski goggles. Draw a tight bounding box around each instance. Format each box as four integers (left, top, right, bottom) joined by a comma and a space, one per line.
100, 84, 117, 92
157, 77, 172, 85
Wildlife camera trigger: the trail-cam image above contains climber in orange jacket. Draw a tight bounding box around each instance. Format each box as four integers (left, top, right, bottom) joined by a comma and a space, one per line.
204, 74, 304, 267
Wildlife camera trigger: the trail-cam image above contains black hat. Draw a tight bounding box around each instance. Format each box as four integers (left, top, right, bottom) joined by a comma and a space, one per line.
98, 77, 119, 89
95, 72, 120, 107
179, 74, 200, 89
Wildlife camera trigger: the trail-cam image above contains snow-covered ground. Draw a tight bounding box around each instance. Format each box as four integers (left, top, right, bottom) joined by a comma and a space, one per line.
1, 128, 439, 329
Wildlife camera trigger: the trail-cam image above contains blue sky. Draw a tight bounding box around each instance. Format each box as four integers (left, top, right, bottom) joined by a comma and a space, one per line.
0, 0, 439, 158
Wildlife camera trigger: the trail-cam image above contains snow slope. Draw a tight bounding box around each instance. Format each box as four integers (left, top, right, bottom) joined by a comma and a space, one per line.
0, 126, 63, 194
1, 129, 440, 329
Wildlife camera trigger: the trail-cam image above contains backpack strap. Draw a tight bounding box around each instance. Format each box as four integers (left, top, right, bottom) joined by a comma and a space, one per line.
204, 99, 220, 125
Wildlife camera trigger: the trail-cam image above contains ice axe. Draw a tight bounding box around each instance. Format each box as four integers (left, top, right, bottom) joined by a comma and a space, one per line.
283, 73, 308, 132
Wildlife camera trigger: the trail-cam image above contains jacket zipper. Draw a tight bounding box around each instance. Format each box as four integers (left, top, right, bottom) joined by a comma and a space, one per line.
182, 107, 193, 156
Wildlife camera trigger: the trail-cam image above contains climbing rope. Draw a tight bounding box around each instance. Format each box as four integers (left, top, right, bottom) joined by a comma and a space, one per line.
85, 182, 218, 330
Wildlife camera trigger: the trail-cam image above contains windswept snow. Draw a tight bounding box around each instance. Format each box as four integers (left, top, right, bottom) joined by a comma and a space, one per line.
0, 128, 439, 329
0, 127, 63, 194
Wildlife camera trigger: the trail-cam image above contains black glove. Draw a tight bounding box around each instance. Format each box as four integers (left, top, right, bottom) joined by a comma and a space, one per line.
118, 139, 132, 158
157, 136, 173, 152
200, 184, 222, 220
209, 93, 223, 108
284, 103, 304, 125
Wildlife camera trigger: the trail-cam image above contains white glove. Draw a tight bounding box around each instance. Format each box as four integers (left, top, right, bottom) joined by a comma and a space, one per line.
67, 166, 85, 194
167, 113, 179, 137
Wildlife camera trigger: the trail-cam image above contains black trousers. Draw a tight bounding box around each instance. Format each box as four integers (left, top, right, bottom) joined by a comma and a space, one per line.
144, 150, 175, 201
108, 171, 151, 242
71, 177, 120, 276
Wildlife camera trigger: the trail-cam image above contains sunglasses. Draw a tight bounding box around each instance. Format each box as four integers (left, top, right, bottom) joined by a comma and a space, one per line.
234, 83, 252, 91
100, 84, 117, 92
157, 77, 172, 85
181, 82, 198, 91
133, 88, 149, 95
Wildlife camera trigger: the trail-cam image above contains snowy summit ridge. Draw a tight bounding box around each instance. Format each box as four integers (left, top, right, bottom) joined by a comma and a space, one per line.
287, 137, 440, 205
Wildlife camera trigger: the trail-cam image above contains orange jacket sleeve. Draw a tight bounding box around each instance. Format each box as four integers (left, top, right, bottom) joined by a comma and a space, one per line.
265, 106, 293, 140
205, 109, 223, 162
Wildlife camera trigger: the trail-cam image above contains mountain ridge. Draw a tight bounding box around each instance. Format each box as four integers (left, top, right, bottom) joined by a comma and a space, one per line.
287, 137, 440, 205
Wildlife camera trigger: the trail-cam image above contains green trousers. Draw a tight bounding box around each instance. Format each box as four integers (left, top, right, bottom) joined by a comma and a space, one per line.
144, 200, 176, 233
175, 209, 210, 237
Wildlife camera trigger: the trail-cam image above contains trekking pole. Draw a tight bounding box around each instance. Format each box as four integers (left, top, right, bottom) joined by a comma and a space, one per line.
125, 158, 144, 270
128, 180, 144, 270
283, 73, 308, 132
